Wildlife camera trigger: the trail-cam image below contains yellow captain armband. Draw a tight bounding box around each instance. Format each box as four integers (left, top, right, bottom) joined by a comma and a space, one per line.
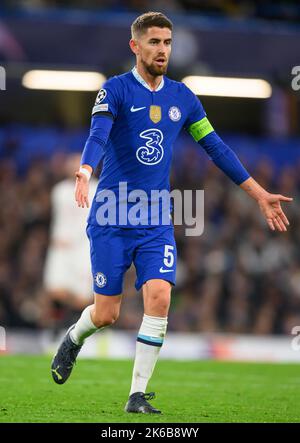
187, 117, 214, 142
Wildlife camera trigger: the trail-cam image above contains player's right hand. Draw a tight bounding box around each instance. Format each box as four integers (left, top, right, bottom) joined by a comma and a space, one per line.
75, 170, 90, 208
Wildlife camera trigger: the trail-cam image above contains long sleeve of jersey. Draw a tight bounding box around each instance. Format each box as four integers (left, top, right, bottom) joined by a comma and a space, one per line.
198, 130, 250, 185
80, 114, 113, 171
184, 86, 250, 185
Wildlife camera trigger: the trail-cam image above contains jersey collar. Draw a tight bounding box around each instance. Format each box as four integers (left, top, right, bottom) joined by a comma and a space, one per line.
131, 66, 164, 92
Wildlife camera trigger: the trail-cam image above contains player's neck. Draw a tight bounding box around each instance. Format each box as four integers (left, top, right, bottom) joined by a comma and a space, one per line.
135, 65, 163, 91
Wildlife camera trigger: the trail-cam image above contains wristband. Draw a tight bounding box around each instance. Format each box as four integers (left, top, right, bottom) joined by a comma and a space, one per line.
79, 166, 91, 181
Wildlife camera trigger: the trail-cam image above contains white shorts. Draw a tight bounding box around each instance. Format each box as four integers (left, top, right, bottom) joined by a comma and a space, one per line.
43, 244, 92, 298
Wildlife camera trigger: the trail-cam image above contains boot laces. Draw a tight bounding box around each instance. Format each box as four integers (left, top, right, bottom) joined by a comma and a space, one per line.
142, 392, 156, 401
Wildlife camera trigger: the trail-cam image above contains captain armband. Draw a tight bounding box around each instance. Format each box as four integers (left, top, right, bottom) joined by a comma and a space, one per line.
187, 117, 214, 142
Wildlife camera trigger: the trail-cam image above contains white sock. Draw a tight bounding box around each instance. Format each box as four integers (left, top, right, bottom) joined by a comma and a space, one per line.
70, 305, 100, 345
129, 314, 168, 396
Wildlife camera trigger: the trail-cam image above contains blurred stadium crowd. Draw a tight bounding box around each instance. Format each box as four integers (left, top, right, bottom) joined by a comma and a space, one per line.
2, 0, 300, 22
0, 129, 299, 336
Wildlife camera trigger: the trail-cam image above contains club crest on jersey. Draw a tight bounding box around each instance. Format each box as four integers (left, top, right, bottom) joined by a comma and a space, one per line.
169, 106, 181, 122
149, 105, 161, 123
136, 128, 164, 165
95, 89, 107, 104
95, 272, 107, 288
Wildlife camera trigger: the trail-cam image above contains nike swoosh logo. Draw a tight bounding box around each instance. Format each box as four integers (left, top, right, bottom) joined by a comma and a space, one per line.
130, 105, 146, 112
159, 267, 173, 273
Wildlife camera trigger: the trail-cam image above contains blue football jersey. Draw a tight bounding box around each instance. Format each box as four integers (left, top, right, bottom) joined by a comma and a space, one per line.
88, 67, 206, 227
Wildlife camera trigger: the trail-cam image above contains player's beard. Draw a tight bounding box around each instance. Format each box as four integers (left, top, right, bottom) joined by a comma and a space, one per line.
142, 58, 168, 77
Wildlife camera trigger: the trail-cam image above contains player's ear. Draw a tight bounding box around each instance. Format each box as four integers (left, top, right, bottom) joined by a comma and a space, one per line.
129, 38, 139, 56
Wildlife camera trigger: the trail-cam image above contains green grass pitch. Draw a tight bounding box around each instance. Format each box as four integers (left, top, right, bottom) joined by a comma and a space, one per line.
0, 355, 300, 423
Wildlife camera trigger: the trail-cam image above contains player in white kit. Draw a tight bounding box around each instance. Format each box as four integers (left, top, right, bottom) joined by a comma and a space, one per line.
44, 154, 97, 313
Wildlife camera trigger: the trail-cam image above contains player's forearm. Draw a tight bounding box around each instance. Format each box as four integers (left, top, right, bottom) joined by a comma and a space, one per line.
81, 114, 113, 172
239, 176, 269, 201
80, 164, 92, 173
198, 132, 250, 185
81, 137, 104, 173
79, 164, 93, 180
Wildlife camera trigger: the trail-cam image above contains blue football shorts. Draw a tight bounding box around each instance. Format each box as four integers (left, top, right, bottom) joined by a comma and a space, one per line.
86, 224, 177, 295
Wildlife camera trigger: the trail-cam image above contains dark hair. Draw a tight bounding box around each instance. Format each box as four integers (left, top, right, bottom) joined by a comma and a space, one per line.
131, 11, 173, 38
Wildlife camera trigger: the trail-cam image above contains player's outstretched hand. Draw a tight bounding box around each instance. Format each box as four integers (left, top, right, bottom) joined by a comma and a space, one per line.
75, 170, 90, 208
258, 193, 293, 232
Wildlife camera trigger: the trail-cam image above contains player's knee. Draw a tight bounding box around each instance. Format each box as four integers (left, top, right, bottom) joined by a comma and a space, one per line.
149, 289, 170, 313
93, 310, 119, 328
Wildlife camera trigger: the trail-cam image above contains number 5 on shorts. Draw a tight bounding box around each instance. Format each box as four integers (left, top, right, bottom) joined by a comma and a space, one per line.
163, 245, 174, 268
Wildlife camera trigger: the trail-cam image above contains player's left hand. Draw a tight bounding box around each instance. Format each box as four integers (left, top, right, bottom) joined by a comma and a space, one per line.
258, 193, 293, 232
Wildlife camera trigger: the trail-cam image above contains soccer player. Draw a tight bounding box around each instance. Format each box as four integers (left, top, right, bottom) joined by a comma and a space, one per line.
51, 12, 292, 414
44, 154, 97, 319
